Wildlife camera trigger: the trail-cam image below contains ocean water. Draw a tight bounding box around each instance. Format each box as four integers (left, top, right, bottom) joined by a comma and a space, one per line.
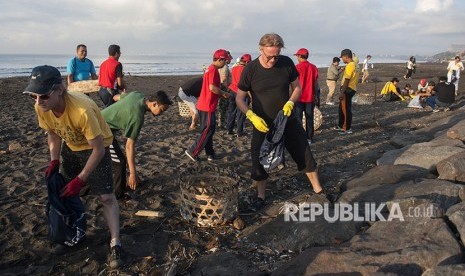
0, 53, 410, 79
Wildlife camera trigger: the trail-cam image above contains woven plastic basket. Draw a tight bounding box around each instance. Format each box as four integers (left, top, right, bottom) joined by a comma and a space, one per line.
178, 101, 191, 117
302, 106, 323, 130
179, 166, 241, 227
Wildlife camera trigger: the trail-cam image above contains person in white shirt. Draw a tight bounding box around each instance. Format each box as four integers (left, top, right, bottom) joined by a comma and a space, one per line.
447, 56, 464, 95
404, 56, 416, 79
361, 55, 372, 83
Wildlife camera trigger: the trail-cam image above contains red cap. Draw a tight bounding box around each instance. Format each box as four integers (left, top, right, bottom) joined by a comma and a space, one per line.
213, 49, 228, 59
241, 54, 252, 62
294, 48, 309, 56
420, 79, 427, 86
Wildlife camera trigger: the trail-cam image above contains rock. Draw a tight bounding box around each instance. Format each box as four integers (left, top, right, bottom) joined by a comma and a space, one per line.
395, 143, 465, 171
447, 120, 465, 142
415, 112, 465, 140
241, 212, 363, 253
342, 165, 434, 191
232, 216, 246, 230
446, 201, 465, 246
392, 179, 463, 210
376, 147, 409, 166
339, 179, 463, 215
422, 264, 465, 276
389, 134, 429, 148
8, 142, 21, 151
190, 252, 263, 276
430, 132, 465, 148
437, 151, 465, 182
386, 200, 445, 220
272, 218, 462, 275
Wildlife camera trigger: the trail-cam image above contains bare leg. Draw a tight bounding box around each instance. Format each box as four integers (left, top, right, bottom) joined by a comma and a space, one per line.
305, 170, 323, 193
255, 180, 266, 199
99, 193, 121, 242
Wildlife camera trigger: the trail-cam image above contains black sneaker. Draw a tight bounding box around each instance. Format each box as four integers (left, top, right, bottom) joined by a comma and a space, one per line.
249, 197, 266, 212
314, 189, 332, 203
109, 245, 123, 269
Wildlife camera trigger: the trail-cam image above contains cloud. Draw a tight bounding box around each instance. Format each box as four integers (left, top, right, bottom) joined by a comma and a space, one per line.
0, 0, 464, 55
415, 0, 453, 12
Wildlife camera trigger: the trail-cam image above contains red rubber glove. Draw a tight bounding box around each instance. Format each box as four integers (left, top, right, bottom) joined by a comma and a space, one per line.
61, 176, 85, 198
45, 160, 60, 179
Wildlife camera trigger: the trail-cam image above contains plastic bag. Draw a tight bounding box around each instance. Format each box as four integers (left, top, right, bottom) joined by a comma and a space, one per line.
407, 95, 423, 109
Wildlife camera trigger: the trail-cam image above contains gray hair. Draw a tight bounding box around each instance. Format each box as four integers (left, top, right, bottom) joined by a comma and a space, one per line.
259, 33, 285, 48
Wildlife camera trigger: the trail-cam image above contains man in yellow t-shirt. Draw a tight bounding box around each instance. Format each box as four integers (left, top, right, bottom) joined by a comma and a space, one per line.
380, 77, 405, 101
24, 65, 123, 269
337, 49, 359, 134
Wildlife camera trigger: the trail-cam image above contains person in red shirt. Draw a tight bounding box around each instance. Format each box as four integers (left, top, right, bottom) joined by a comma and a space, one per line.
226, 53, 252, 136
98, 44, 125, 107
294, 48, 319, 144
185, 49, 231, 161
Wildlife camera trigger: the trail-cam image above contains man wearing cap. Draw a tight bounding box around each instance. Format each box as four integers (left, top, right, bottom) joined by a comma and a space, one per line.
185, 49, 230, 161
235, 33, 327, 211
24, 65, 123, 268
337, 49, 359, 135
294, 48, 319, 144
98, 44, 125, 107
226, 53, 252, 137
66, 44, 98, 85
217, 51, 233, 128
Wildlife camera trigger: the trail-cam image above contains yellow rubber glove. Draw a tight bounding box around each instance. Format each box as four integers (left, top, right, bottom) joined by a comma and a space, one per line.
246, 110, 269, 133
400, 95, 406, 101
282, 101, 294, 116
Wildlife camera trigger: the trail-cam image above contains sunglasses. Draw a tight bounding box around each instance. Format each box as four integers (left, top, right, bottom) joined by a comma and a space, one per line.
261, 49, 280, 62
29, 89, 55, 100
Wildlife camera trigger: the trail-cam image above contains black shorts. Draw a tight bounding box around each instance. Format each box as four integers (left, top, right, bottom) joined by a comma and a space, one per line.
250, 115, 317, 181
60, 143, 114, 195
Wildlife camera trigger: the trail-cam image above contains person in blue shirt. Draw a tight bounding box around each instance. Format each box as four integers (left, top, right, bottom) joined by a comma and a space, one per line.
66, 44, 98, 85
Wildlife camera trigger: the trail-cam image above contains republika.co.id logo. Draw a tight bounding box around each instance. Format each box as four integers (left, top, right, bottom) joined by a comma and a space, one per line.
283, 202, 441, 223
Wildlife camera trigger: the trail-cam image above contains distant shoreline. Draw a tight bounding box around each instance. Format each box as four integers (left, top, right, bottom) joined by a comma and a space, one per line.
0, 62, 449, 80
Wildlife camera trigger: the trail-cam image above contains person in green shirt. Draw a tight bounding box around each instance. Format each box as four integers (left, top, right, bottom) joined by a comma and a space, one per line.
101, 91, 172, 198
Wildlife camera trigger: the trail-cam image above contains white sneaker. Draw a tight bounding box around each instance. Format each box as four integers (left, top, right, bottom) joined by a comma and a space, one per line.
326, 102, 335, 106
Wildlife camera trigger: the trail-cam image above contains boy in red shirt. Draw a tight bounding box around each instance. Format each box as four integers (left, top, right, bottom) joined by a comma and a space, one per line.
294, 48, 318, 144
226, 53, 252, 136
185, 49, 230, 161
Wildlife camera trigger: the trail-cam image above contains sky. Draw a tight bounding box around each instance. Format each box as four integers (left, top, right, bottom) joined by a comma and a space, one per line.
1, 0, 464, 57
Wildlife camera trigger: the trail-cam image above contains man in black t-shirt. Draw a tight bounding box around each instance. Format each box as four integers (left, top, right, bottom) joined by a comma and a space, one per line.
178, 76, 203, 130
426, 76, 455, 112
235, 33, 328, 211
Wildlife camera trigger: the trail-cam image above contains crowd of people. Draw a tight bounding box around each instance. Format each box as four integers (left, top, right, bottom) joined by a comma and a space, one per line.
24, 33, 463, 269
375, 55, 463, 111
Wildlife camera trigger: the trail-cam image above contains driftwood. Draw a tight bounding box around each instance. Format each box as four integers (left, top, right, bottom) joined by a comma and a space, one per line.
135, 210, 165, 218
67, 80, 99, 93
